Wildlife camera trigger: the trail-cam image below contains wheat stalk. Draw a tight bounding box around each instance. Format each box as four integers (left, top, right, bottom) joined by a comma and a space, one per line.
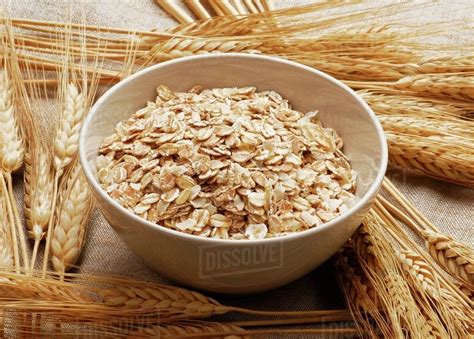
379, 115, 474, 138
0, 196, 13, 268
358, 90, 474, 120
414, 55, 474, 74
373, 201, 474, 333
50, 164, 93, 276
42, 83, 86, 274
132, 320, 248, 338
144, 38, 262, 64
351, 218, 441, 338
377, 193, 474, 288
0, 68, 29, 272
386, 132, 474, 187
0, 69, 23, 174
380, 198, 474, 292
98, 284, 230, 318
24, 144, 54, 269
52, 83, 86, 174
392, 74, 474, 102
421, 230, 474, 288
0, 274, 92, 303
333, 250, 383, 338
381, 179, 474, 289
395, 248, 473, 336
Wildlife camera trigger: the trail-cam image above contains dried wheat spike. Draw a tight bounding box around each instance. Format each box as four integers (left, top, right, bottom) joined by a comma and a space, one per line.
333, 248, 382, 338
359, 90, 473, 119
146, 38, 262, 62
0, 69, 24, 173
133, 320, 248, 338
98, 284, 228, 318
396, 249, 473, 333
422, 230, 474, 287
0, 198, 13, 267
379, 116, 473, 139
386, 132, 474, 187
53, 83, 86, 174
24, 146, 54, 241
415, 55, 474, 74
50, 165, 93, 274
352, 224, 444, 338
0, 276, 92, 303
396, 249, 447, 301
393, 74, 474, 102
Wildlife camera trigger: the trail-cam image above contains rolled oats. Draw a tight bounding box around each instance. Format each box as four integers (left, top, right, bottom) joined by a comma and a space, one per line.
98, 85, 357, 240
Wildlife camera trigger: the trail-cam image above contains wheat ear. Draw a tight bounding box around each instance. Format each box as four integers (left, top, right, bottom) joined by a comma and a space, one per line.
386, 132, 474, 187
382, 179, 474, 288
0, 69, 29, 271
421, 230, 474, 288
352, 217, 441, 338
144, 38, 261, 64
98, 284, 229, 318
0, 69, 23, 174
42, 83, 86, 274
132, 320, 248, 338
333, 248, 383, 338
414, 55, 474, 74
24, 144, 54, 269
373, 201, 474, 335
0, 195, 13, 268
392, 74, 474, 102
0, 173, 19, 272
50, 164, 93, 276
395, 249, 473, 335
358, 90, 474, 120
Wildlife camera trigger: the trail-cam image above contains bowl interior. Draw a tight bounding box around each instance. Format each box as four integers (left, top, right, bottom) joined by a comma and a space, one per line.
82, 54, 385, 214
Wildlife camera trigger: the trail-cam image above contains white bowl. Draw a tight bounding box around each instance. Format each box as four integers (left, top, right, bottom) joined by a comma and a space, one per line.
80, 54, 387, 294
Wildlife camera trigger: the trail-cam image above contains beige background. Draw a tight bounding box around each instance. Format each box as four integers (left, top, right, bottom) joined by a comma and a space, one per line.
6, 0, 474, 336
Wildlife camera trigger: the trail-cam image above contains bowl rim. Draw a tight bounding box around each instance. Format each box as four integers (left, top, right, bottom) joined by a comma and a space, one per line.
79, 53, 388, 245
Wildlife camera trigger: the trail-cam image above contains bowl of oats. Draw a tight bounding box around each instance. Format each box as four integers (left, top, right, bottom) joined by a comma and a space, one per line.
80, 53, 387, 293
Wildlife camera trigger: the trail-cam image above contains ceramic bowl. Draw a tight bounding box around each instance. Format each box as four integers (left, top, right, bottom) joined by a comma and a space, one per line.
79, 53, 387, 294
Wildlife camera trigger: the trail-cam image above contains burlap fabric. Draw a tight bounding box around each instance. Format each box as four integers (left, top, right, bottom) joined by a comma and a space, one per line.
8, 0, 474, 336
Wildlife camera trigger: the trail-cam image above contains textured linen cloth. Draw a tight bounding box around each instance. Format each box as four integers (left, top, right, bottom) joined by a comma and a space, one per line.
7, 0, 474, 337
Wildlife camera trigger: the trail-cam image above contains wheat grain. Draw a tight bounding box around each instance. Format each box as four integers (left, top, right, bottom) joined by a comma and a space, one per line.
386, 132, 474, 187
50, 165, 93, 275
421, 230, 474, 288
